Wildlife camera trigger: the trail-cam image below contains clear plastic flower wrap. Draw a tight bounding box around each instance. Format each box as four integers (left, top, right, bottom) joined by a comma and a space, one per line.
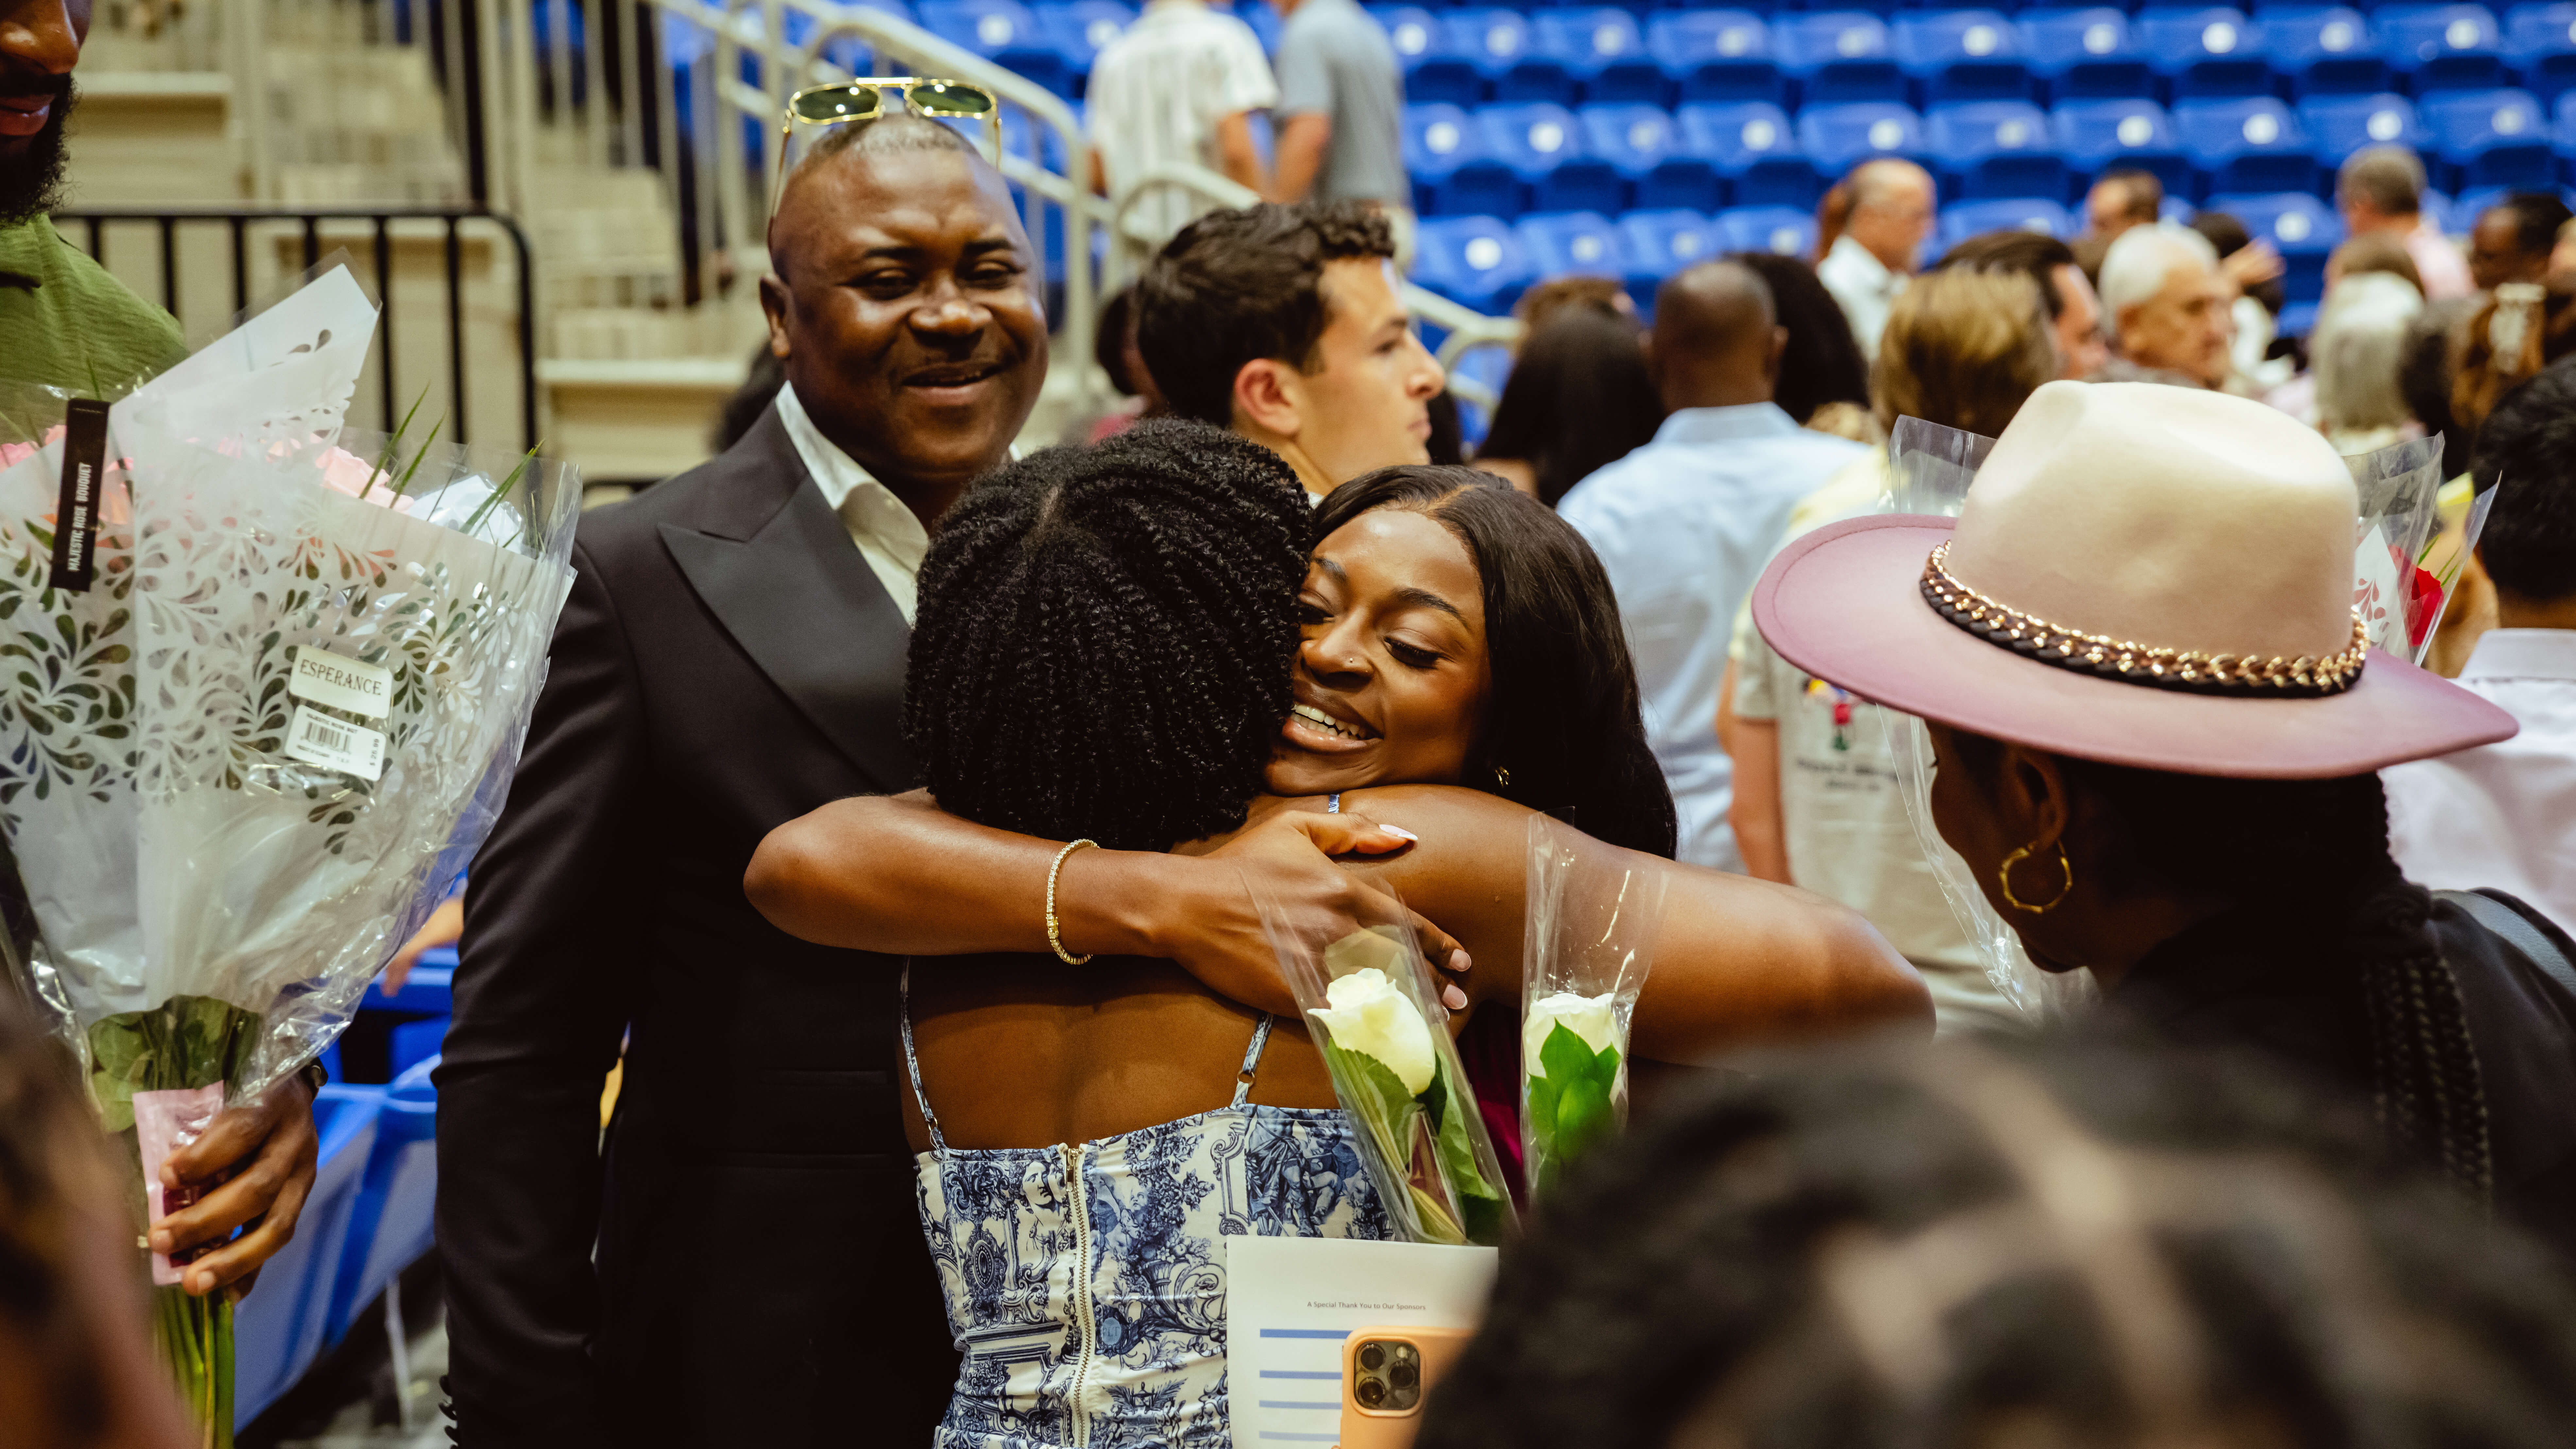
0, 265, 578, 1444
1247, 868, 1514, 1247
1519, 814, 1667, 1198
2348, 434, 2493, 664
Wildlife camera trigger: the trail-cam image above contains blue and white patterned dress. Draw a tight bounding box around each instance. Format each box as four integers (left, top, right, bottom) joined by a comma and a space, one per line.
902, 968, 1391, 1449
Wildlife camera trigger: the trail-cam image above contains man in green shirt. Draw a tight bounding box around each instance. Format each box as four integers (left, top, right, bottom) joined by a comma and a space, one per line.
2, 0, 317, 1309
1, 0, 188, 394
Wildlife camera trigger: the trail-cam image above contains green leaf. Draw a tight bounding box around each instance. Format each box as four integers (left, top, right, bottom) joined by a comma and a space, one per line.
1525, 1074, 1560, 1144
1553, 1073, 1615, 1163
1538, 1021, 1597, 1086
1427, 1057, 1508, 1246
1322, 1036, 1418, 1172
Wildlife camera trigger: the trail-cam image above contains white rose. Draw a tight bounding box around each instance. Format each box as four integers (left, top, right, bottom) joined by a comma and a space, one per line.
1308, 964, 1438, 1096
1524, 990, 1620, 1070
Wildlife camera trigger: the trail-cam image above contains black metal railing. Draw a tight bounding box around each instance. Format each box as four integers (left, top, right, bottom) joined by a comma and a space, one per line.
52, 207, 540, 455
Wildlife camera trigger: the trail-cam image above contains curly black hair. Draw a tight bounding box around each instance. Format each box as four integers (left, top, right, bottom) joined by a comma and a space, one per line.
1419, 1036, 2576, 1449
904, 419, 1313, 851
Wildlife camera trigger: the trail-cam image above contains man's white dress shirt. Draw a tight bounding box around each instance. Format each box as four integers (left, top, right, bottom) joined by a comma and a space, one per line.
1817, 233, 1906, 360
1558, 403, 1867, 871
774, 382, 931, 625
2384, 628, 2576, 932
1087, 0, 1279, 242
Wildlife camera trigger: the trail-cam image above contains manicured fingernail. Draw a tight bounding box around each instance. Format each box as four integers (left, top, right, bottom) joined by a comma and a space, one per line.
1442, 984, 1468, 1010
1450, 949, 1472, 973
149, 1230, 172, 1253
1379, 825, 1419, 842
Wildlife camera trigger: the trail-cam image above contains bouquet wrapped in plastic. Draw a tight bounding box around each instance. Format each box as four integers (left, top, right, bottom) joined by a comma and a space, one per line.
1519, 815, 1667, 1197
0, 265, 580, 1443
1249, 870, 1514, 1247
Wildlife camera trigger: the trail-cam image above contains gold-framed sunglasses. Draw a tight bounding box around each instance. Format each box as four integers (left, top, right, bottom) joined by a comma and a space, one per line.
775, 78, 1002, 202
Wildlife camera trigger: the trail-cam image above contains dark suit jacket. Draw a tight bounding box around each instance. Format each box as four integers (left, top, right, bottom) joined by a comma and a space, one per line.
437, 406, 959, 1446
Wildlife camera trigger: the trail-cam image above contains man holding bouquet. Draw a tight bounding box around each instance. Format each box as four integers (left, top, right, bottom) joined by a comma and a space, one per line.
437, 114, 1047, 1447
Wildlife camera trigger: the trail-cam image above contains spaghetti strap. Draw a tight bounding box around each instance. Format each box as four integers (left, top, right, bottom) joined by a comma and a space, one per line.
1325, 793, 1341, 814
898, 964, 948, 1153
1230, 1015, 1276, 1108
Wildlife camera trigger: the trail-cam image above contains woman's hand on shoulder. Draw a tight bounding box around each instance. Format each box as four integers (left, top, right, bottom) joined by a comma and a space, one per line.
1169, 809, 1471, 1019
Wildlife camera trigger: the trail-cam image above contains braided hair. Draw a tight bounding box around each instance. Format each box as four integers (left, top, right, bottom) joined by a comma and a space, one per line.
1417, 1038, 2576, 1449
904, 420, 1312, 853
1947, 726, 2494, 1204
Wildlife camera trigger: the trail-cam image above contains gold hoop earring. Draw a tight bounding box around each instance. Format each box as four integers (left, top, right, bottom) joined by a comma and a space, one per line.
1998, 840, 2073, 914
1493, 765, 1511, 789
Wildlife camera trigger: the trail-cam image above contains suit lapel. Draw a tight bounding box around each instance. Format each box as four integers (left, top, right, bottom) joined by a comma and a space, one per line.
659, 408, 919, 792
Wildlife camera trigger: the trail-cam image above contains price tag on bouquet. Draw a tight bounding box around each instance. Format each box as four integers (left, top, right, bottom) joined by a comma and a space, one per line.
45, 397, 110, 593
281, 644, 393, 781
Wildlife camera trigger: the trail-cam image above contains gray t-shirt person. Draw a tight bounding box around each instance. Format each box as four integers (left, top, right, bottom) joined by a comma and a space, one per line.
1273, 0, 1408, 207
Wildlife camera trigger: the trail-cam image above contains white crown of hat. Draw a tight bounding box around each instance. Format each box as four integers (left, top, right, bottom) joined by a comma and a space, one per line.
1944, 381, 2360, 665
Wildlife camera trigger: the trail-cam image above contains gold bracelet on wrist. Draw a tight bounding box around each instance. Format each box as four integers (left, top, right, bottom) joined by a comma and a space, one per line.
1046, 838, 1099, 966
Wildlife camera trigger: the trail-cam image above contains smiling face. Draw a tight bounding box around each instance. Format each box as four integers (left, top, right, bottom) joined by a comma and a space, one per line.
760, 138, 1047, 513
0, 0, 84, 222
1269, 507, 1491, 797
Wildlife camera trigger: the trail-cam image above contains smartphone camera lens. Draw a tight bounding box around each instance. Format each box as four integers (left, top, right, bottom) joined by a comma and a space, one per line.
1356, 1378, 1386, 1408
1390, 1361, 1419, 1391
1358, 1343, 1386, 1373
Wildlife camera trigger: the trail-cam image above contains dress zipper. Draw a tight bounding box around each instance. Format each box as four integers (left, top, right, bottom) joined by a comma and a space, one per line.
1063, 1141, 1097, 1449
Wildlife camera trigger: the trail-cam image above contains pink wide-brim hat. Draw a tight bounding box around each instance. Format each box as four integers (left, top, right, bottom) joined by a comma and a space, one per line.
1751, 384, 2516, 779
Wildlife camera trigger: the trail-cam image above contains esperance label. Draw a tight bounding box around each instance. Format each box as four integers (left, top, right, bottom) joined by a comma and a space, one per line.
283, 703, 386, 782
288, 645, 393, 720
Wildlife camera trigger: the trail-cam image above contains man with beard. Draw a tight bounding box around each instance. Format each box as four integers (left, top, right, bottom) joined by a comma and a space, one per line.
0, 0, 186, 391
436, 113, 1047, 1447
2, 0, 325, 1318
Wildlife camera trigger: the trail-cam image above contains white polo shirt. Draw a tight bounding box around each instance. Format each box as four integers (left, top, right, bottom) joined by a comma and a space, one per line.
2384, 628, 2576, 933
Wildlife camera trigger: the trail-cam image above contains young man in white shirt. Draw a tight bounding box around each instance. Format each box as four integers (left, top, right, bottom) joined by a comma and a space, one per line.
1134, 200, 1444, 497
1085, 0, 1279, 242
1558, 260, 1866, 872
2385, 358, 2576, 932
1815, 158, 1934, 359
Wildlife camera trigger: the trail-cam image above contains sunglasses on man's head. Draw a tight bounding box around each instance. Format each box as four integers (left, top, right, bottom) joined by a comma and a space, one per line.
774, 78, 1002, 202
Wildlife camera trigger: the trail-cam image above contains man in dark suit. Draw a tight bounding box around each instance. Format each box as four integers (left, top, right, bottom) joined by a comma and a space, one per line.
436, 114, 1047, 1446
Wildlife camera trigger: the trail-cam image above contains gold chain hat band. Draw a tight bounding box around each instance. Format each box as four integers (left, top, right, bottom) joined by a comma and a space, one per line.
1919, 540, 2369, 697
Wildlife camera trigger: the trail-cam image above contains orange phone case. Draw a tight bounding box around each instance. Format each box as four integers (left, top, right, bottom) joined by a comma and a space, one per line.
1336, 1324, 1474, 1449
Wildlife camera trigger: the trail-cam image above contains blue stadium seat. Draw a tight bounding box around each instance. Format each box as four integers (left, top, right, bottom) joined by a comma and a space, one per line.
1449, 346, 1508, 445
2022, 9, 2154, 102
1797, 100, 1929, 177
2137, 8, 2272, 99
1715, 205, 1820, 257
388, 1017, 447, 1081
1937, 197, 2074, 250
1482, 102, 1625, 213
1929, 100, 2066, 197
2173, 95, 2316, 196
2265, 6, 2391, 96
1649, 10, 1785, 105
1777, 12, 1907, 106
1535, 10, 1664, 106
1380, 5, 1480, 107
2205, 191, 2343, 302
918, 0, 1072, 95
1406, 103, 1519, 215
2299, 92, 2427, 159
2378, 4, 2509, 93
1895, 10, 2035, 104
1582, 103, 1723, 210
2053, 98, 2194, 196
1620, 208, 1727, 296
1517, 211, 1632, 282
2420, 87, 2556, 187
1450, 9, 1574, 106
1678, 100, 1823, 205
2561, 89, 2576, 168
2452, 184, 2522, 226
1035, 1, 1135, 84
325, 1056, 439, 1346
2503, 3, 2576, 103
233, 1085, 383, 1428
1415, 215, 1533, 313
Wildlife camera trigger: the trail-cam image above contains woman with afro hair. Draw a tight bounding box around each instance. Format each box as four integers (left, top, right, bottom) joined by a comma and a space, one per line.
748, 418, 1924, 1449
